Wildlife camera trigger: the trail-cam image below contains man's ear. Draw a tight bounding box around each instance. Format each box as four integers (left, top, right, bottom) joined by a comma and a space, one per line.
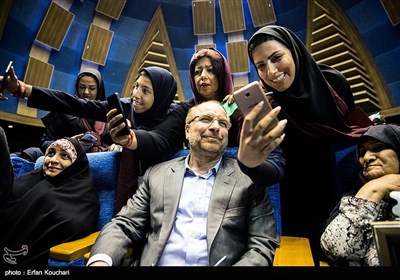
184, 124, 190, 140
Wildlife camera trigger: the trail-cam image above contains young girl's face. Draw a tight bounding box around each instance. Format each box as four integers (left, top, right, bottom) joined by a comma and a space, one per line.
251, 40, 295, 92
77, 75, 98, 100
131, 75, 154, 114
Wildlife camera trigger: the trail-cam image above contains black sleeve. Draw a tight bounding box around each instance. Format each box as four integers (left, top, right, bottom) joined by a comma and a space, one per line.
134, 102, 190, 159
0, 127, 13, 201
28, 86, 109, 122
237, 144, 285, 186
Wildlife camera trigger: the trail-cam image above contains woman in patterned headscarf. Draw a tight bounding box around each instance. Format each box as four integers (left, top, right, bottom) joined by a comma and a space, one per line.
321, 124, 400, 266
0, 130, 99, 266
1, 66, 178, 213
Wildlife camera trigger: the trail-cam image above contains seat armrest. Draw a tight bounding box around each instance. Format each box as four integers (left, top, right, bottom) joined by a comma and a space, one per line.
83, 247, 134, 265
49, 231, 100, 262
273, 236, 315, 266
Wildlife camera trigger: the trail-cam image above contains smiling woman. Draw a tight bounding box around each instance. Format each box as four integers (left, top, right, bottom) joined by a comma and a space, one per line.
247, 25, 374, 263
0, 131, 99, 266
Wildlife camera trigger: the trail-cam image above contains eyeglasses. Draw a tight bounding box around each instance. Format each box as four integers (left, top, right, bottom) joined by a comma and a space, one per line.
187, 114, 231, 129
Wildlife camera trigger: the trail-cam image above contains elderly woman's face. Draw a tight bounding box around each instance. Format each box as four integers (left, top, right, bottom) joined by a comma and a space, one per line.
193, 57, 219, 100
359, 138, 400, 181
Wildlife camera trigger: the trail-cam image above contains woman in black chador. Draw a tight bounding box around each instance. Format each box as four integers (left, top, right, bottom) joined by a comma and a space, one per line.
0, 128, 99, 266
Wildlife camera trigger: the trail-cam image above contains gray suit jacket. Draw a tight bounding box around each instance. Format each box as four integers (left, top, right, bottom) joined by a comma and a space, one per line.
90, 155, 279, 266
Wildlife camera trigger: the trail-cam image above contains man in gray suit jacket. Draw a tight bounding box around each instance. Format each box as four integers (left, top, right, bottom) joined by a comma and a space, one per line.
87, 100, 283, 266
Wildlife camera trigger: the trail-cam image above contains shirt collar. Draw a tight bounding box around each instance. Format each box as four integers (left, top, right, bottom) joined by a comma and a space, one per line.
184, 153, 221, 178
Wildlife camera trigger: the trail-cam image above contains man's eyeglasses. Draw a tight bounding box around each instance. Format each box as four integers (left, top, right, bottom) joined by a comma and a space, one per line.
187, 114, 231, 129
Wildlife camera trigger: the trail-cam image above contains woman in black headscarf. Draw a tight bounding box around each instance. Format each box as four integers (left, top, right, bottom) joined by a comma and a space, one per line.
40, 68, 112, 153
247, 25, 373, 262
0, 128, 99, 266
113, 66, 178, 212
1, 65, 178, 214
321, 124, 400, 266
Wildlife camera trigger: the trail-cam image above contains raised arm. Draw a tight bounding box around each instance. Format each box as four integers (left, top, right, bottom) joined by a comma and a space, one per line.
108, 101, 190, 159
237, 102, 287, 185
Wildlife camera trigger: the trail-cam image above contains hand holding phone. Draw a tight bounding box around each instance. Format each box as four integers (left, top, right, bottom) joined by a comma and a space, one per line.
233, 81, 278, 127
0, 61, 13, 94
107, 92, 130, 136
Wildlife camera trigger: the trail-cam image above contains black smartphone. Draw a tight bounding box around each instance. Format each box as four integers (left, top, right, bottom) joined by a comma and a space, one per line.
0, 61, 13, 93
233, 81, 278, 127
107, 92, 130, 136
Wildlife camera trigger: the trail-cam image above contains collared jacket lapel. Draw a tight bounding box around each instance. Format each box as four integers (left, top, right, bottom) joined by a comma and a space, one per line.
207, 157, 236, 248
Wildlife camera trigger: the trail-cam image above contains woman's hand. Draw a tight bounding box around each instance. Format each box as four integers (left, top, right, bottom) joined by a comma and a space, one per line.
0, 65, 32, 99
1, 65, 19, 93
238, 103, 287, 168
356, 174, 400, 203
222, 94, 235, 104
109, 143, 122, 151
106, 109, 136, 149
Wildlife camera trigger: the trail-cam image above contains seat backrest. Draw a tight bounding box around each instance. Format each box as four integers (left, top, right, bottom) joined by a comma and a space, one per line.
35, 151, 121, 230
170, 147, 282, 236
11, 155, 35, 177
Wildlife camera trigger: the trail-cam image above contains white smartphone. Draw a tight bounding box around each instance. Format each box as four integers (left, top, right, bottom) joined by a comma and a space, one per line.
233, 81, 278, 127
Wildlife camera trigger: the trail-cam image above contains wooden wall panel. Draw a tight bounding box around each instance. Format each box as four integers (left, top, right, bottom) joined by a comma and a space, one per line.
192, 0, 216, 35
17, 57, 54, 118
36, 2, 74, 50
226, 41, 249, 73
219, 0, 245, 33
96, 0, 126, 20
82, 24, 114, 66
24, 57, 53, 87
195, 43, 216, 52
380, 0, 400, 26
247, 0, 276, 27
0, 0, 12, 40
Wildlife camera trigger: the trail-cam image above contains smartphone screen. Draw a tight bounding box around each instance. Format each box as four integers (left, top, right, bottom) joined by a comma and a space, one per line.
233, 81, 278, 127
0, 61, 13, 93
107, 92, 130, 136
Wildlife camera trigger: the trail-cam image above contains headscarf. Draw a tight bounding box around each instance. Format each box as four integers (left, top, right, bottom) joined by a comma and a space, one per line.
115, 67, 177, 212
74, 68, 108, 152
189, 48, 234, 104
358, 124, 400, 159
129, 66, 177, 130
45, 138, 78, 163
75, 68, 106, 101
0, 137, 99, 266
248, 25, 371, 143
